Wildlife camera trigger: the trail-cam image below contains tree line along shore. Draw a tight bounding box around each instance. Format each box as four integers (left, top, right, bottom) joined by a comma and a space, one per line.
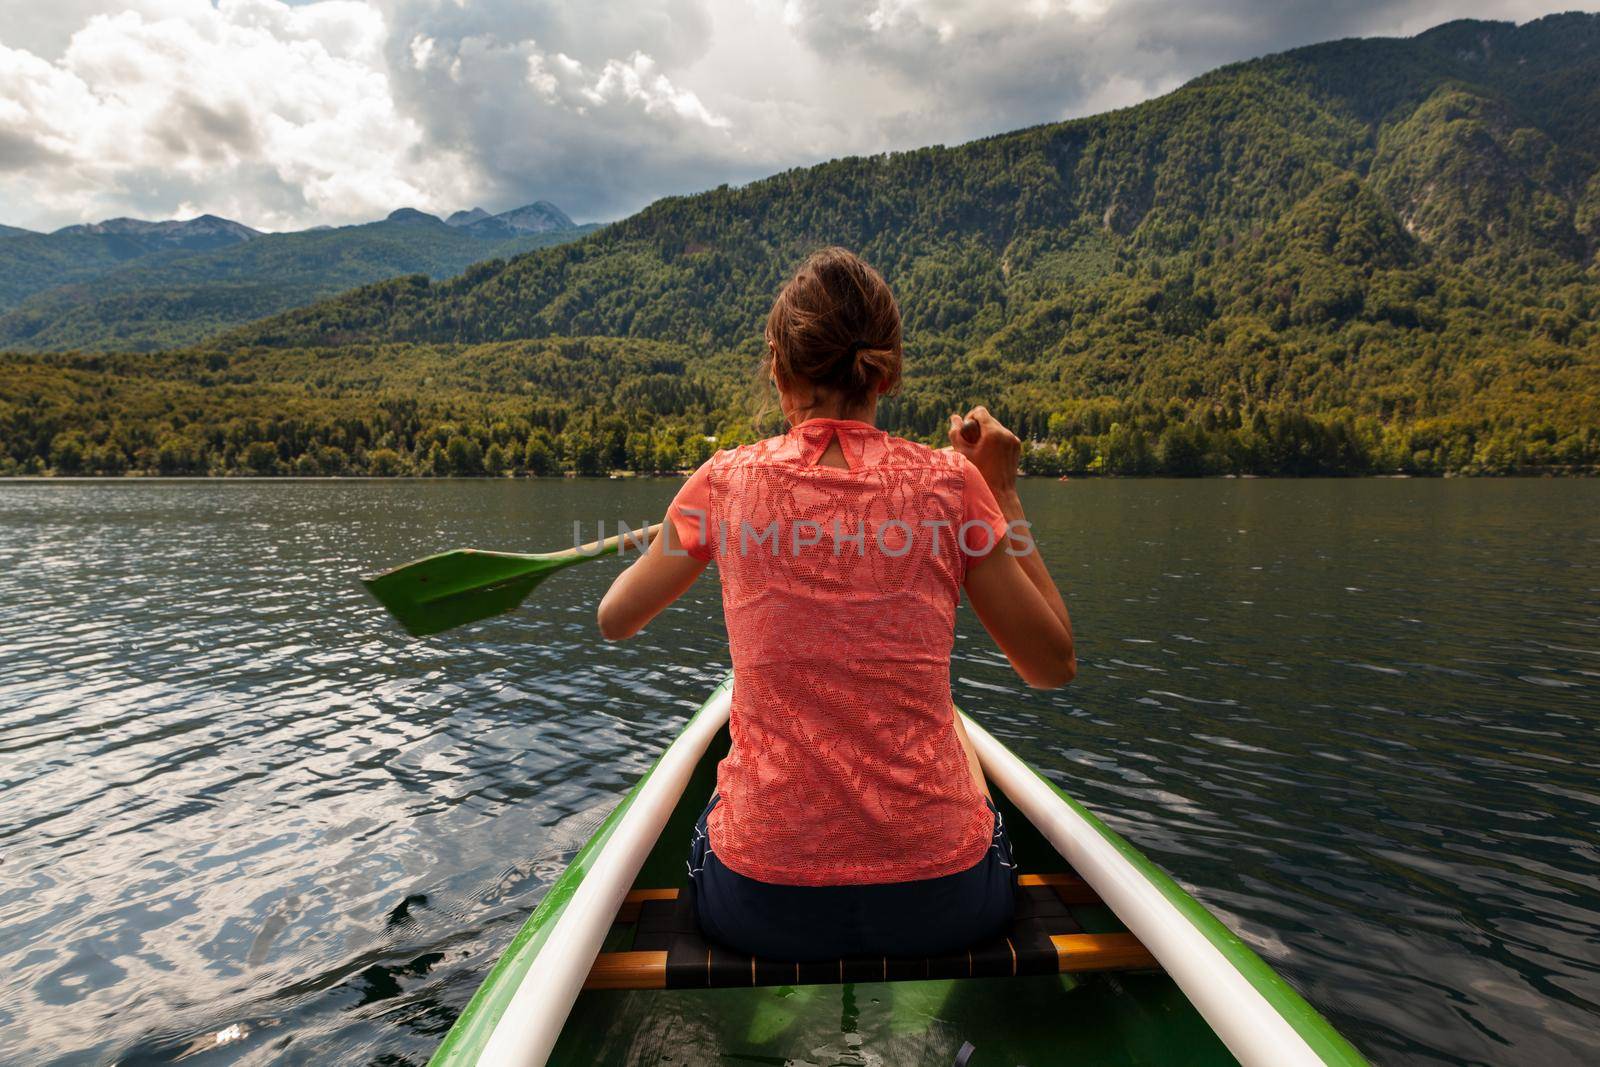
3, 338, 1594, 479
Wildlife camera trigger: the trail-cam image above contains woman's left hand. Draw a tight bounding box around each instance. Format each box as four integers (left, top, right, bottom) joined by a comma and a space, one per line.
947, 406, 1021, 499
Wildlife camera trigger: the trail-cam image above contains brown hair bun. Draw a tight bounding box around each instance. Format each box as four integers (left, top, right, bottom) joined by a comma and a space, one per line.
765, 247, 903, 411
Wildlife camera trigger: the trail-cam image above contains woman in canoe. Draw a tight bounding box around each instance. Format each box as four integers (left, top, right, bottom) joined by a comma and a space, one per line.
597, 247, 1076, 961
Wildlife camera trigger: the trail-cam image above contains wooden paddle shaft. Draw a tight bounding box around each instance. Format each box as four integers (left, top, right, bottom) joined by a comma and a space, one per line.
572, 522, 663, 557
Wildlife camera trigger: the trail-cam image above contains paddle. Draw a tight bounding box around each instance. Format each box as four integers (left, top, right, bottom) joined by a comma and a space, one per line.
363, 524, 660, 637
364, 418, 982, 637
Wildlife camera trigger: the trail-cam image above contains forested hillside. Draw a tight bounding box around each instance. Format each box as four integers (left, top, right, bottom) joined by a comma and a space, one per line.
3, 15, 1597, 477
0, 208, 598, 353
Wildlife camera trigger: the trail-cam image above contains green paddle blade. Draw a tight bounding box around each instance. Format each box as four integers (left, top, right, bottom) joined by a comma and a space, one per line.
362, 549, 585, 637
364, 524, 658, 638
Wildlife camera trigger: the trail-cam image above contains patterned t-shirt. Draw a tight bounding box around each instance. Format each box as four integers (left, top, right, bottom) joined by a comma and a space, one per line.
667, 417, 1008, 885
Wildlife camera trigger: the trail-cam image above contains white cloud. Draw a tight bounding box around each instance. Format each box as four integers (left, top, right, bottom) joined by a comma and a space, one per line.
403, 31, 728, 131
408, 32, 434, 69
0, 0, 478, 230
585, 53, 731, 130
0, 0, 1593, 231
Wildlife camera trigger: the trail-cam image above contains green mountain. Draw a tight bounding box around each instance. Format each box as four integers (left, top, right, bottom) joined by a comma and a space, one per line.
53, 214, 262, 251
0, 207, 598, 352
0, 225, 35, 239
0, 215, 262, 312
0, 233, 191, 311
4, 15, 1597, 477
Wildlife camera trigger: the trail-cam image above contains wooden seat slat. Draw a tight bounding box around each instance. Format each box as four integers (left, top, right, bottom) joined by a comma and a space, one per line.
587, 950, 668, 990
1052, 933, 1158, 972
611, 873, 1100, 927
1017, 872, 1100, 905
616, 888, 679, 923
584, 878, 1159, 991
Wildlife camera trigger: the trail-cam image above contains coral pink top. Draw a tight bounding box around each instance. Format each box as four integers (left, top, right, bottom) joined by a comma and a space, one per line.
667, 418, 1008, 886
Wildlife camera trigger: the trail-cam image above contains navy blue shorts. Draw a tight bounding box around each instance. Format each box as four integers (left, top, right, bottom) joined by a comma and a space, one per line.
686, 794, 1017, 961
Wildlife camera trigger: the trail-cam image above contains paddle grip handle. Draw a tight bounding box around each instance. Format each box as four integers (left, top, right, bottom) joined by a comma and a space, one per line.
960, 416, 981, 444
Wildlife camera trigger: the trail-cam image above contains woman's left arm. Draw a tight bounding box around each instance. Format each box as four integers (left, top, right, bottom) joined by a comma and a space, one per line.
597, 523, 709, 639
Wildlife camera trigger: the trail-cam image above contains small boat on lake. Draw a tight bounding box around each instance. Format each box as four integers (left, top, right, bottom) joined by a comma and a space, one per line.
429, 676, 1367, 1066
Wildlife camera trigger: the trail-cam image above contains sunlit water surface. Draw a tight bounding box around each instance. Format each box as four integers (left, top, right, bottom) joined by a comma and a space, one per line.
1, 479, 1596, 1066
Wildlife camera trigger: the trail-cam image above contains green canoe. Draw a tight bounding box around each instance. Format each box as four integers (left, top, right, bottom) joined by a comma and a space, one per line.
430, 676, 1367, 1066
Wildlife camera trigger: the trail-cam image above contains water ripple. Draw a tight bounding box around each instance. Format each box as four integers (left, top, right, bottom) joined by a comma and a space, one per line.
1, 479, 1597, 1065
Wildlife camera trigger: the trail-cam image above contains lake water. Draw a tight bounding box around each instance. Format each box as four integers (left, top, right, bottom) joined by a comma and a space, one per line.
1, 478, 1596, 1066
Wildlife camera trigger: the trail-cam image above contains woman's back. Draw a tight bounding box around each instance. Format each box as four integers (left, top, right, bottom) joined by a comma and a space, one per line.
670, 418, 1005, 885
598, 245, 1073, 958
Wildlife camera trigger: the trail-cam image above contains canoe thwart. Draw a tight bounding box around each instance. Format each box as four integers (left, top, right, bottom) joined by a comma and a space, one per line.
1017, 872, 1102, 905
585, 877, 1158, 991
613, 872, 1100, 920
616, 888, 680, 924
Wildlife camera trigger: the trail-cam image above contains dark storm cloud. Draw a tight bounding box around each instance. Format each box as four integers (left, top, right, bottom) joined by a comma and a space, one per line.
378, 0, 1587, 222
0, 0, 1590, 230
0, 126, 66, 172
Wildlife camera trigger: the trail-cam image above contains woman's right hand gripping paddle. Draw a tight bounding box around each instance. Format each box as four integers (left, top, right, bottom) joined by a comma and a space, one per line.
949, 406, 1076, 689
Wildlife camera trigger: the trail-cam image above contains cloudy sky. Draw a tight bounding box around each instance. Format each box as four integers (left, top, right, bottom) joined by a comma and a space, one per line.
0, 0, 1592, 232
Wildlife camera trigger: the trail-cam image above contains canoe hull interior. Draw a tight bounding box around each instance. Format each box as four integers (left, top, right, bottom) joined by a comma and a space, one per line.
545, 722, 1239, 1067
432, 678, 1363, 1067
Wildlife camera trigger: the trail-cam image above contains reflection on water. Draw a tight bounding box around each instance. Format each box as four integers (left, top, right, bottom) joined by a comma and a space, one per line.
1, 479, 1596, 1065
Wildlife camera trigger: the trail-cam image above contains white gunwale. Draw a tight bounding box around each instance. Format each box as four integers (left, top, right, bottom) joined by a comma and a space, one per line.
477, 685, 733, 1067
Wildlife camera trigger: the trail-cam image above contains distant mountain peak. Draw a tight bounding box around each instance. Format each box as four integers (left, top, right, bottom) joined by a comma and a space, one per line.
47, 214, 260, 255
385, 208, 443, 225
453, 201, 577, 239
497, 201, 576, 232
56, 215, 260, 239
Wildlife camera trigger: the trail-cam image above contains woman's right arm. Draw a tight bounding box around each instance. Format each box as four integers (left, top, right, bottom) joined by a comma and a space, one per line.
597, 459, 713, 640
951, 408, 1076, 688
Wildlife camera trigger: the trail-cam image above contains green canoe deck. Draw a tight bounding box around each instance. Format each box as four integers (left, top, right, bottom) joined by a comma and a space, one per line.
546, 724, 1239, 1066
